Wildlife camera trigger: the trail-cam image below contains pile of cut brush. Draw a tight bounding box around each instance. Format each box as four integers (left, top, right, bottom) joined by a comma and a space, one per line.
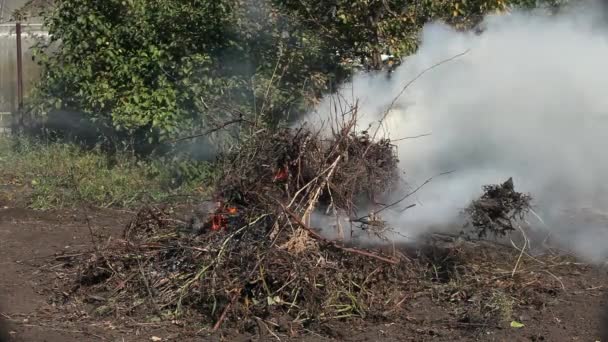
72, 110, 419, 332
66, 112, 572, 335
215, 115, 399, 221
463, 177, 533, 238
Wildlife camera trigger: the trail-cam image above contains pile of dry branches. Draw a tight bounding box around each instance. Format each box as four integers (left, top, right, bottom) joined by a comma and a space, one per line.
73, 201, 572, 334
463, 178, 532, 238
216, 114, 399, 219
58, 51, 580, 334
72, 106, 415, 332
67, 119, 576, 336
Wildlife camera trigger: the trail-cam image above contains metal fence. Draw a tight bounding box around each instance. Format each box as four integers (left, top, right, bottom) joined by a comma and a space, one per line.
0, 22, 46, 132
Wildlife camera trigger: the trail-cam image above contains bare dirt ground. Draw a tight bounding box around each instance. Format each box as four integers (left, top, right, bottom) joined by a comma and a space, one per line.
1, 195, 607, 341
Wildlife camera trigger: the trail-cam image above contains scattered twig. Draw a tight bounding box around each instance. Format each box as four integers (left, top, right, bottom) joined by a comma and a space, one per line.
543, 270, 566, 291
255, 317, 283, 341
137, 257, 161, 315
336, 245, 399, 264
302, 156, 341, 223
170, 118, 245, 144
212, 290, 240, 332
509, 232, 546, 266
511, 225, 528, 277
287, 157, 343, 209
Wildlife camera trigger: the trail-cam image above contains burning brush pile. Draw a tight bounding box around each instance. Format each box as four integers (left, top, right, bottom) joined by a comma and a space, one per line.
74, 112, 418, 331
67, 113, 574, 335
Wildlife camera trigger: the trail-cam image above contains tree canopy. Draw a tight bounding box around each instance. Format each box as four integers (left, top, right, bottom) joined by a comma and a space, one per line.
26, 0, 565, 152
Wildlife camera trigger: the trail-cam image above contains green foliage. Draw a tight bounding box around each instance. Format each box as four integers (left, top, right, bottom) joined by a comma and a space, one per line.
29, 0, 340, 149
273, 0, 566, 67
32, 0, 237, 141
0, 135, 216, 209
28, 0, 566, 152
7, 0, 570, 209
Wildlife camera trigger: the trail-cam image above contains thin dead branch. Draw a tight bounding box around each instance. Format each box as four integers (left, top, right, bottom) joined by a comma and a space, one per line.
366, 50, 470, 151
278, 201, 399, 264
170, 118, 246, 144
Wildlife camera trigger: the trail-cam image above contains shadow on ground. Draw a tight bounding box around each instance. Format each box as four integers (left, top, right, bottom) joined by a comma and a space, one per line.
600, 291, 608, 341
0, 303, 9, 342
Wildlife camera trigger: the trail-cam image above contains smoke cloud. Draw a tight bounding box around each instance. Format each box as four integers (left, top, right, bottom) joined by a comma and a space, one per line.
304, 2, 608, 262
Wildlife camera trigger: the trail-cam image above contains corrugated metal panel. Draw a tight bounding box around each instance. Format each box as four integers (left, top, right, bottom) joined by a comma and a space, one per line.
0, 23, 43, 114
0, 0, 32, 22
0, 111, 11, 133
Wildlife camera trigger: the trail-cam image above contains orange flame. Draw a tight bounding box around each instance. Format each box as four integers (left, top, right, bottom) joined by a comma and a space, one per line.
208, 200, 239, 231
211, 214, 226, 231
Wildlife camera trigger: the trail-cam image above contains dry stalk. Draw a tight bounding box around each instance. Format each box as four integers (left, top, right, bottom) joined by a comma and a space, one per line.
302, 155, 341, 225
277, 201, 399, 264
212, 290, 241, 332
510, 225, 528, 277
287, 157, 342, 209
137, 257, 161, 315
169, 118, 246, 144
259, 47, 285, 120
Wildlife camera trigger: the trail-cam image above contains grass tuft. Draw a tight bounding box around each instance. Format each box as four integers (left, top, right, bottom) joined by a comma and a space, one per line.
0, 135, 216, 209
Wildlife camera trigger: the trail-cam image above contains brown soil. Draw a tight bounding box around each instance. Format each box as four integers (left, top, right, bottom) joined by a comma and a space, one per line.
1, 201, 607, 341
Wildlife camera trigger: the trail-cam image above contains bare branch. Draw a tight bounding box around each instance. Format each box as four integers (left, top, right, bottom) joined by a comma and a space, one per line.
169, 118, 245, 144
275, 199, 400, 264
355, 170, 455, 221
365, 50, 470, 154
392, 132, 432, 142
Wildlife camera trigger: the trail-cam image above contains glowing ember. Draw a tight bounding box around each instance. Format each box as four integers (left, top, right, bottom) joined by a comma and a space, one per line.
273, 167, 288, 181
211, 214, 226, 231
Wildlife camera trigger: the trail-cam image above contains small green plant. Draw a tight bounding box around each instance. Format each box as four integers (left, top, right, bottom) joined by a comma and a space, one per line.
488, 291, 515, 323
0, 135, 216, 209
323, 279, 368, 319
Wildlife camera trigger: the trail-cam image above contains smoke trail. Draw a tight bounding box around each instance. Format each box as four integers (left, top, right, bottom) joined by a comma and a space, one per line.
304, 2, 608, 262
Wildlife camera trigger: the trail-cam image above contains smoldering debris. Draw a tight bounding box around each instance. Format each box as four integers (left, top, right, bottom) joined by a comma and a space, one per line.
304, 3, 608, 258
463, 177, 532, 238
59, 107, 582, 336
69, 107, 417, 328
41, 1, 608, 335
214, 121, 399, 220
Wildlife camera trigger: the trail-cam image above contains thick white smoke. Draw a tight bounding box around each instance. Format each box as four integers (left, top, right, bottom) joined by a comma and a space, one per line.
304, 2, 608, 262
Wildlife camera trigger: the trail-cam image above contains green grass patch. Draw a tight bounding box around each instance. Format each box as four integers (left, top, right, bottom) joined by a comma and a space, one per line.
0, 135, 217, 209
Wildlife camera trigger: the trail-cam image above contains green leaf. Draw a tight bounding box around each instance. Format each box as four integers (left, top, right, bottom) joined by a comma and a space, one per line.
266, 296, 282, 305
510, 321, 525, 328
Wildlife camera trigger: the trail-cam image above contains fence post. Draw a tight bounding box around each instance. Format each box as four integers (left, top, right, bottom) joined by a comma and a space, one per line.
16, 22, 24, 130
